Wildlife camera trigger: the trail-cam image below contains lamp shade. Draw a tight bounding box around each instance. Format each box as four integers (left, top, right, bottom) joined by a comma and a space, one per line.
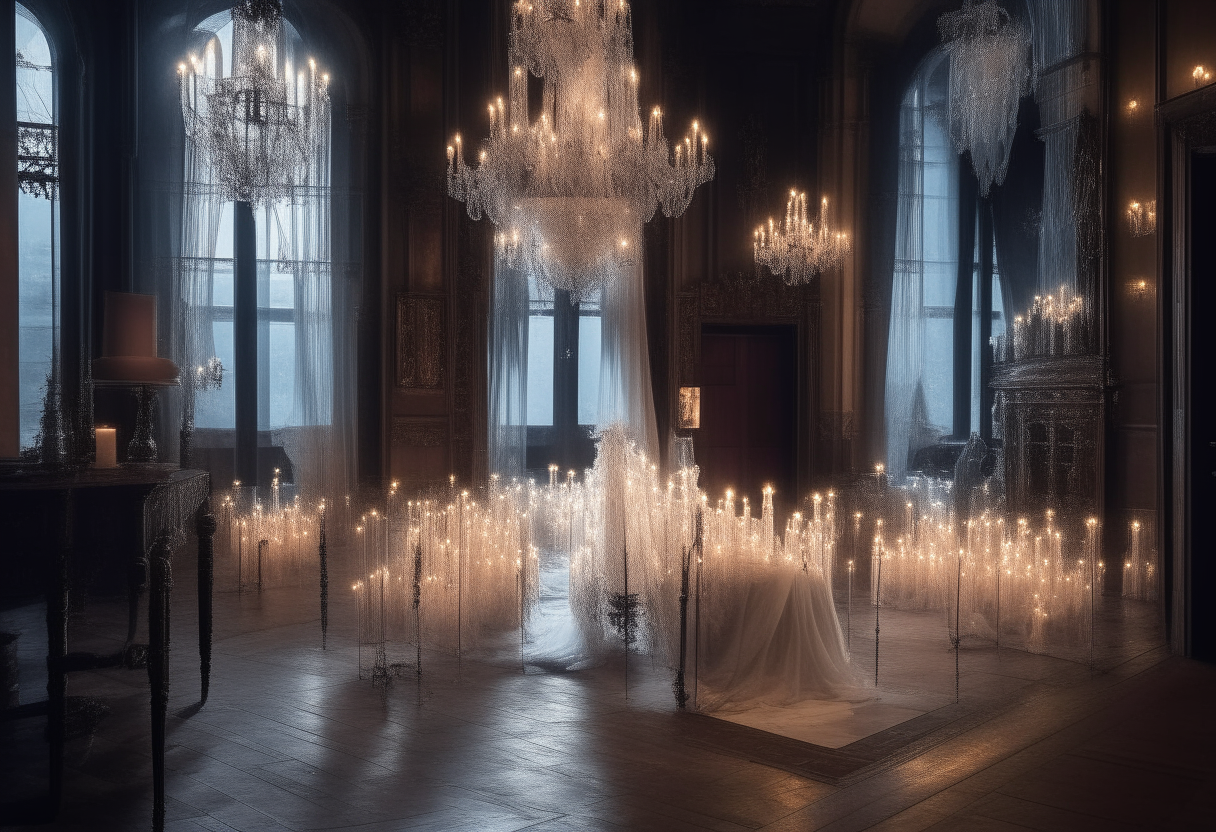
92, 291, 180, 384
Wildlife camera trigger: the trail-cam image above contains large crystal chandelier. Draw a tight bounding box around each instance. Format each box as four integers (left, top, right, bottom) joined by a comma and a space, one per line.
447, 0, 715, 300
938, 0, 1032, 197
753, 192, 850, 285
179, 0, 329, 205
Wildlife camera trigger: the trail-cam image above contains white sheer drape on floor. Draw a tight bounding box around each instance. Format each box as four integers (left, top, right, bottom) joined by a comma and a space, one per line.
885, 52, 958, 480
598, 247, 658, 462
488, 254, 530, 479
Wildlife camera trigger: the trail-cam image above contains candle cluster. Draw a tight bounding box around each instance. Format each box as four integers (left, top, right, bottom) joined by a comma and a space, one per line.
572, 425, 842, 672
351, 478, 539, 678
1121, 517, 1159, 602
992, 285, 1092, 363
1125, 199, 1156, 237
215, 472, 321, 591
856, 477, 1103, 656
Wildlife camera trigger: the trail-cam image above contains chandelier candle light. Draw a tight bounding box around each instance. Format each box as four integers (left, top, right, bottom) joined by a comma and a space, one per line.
938, 0, 1033, 197
754, 191, 850, 285
178, 0, 329, 205
447, 0, 714, 300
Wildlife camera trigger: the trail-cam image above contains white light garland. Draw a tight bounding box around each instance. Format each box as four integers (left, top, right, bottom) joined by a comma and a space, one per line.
447, 0, 714, 300
938, 0, 1033, 197
753, 192, 850, 285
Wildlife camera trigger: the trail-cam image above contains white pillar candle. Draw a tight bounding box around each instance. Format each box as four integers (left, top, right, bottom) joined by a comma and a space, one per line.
95, 427, 118, 468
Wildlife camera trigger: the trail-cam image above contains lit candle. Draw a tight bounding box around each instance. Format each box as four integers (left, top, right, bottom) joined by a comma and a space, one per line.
95, 427, 117, 468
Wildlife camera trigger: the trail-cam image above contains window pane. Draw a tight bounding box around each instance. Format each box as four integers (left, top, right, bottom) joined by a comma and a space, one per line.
213, 269, 234, 307
923, 317, 954, 431
15, 7, 53, 125
196, 321, 235, 429
268, 322, 295, 428
578, 315, 601, 425
268, 272, 294, 308
527, 315, 554, 426
991, 271, 1006, 340
17, 174, 57, 450
214, 202, 234, 260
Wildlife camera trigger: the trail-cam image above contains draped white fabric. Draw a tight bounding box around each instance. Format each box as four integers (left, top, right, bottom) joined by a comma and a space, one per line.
885, 52, 959, 480
486, 230, 658, 476
487, 254, 531, 479
696, 569, 854, 710
173, 104, 225, 442
1026, 0, 1089, 296
598, 246, 659, 462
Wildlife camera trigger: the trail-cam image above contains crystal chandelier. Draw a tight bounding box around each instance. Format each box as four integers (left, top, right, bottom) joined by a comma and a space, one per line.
753, 192, 850, 285
447, 0, 715, 300
938, 0, 1032, 197
179, 0, 329, 205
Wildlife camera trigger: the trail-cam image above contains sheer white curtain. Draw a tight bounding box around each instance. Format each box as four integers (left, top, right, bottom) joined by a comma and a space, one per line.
275, 94, 351, 503
175, 14, 350, 501
488, 253, 530, 478
1027, 0, 1088, 296
885, 52, 959, 480
598, 243, 658, 463
173, 111, 224, 444
487, 229, 658, 477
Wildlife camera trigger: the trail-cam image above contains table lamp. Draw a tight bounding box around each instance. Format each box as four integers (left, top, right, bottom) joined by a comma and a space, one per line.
92, 292, 180, 464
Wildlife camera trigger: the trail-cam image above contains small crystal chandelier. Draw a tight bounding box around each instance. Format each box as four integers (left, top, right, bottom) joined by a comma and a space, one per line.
753, 192, 849, 285
447, 0, 714, 301
938, 0, 1032, 197
179, 0, 329, 205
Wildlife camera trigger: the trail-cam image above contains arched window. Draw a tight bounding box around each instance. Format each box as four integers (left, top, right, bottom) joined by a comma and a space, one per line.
15, 2, 59, 451
177, 9, 335, 493
885, 49, 1008, 480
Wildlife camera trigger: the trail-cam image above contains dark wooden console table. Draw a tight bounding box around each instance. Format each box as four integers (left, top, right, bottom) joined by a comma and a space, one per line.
0, 464, 213, 831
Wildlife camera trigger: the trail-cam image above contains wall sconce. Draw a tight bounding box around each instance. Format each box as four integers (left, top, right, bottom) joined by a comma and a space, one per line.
678, 387, 701, 430
1128, 279, 1154, 300
1126, 199, 1156, 237
1194, 65, 1212, 89
1124, 98, 1143, 120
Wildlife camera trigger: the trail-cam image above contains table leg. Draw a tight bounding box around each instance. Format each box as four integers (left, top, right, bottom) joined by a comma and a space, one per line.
147, 534, 172, 832
46, 489, 72, 812
196, 499, 215, 704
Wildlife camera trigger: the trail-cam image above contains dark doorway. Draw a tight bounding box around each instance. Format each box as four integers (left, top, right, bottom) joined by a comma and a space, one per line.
1189, 151, 1216, 662
698, 326, 798, 514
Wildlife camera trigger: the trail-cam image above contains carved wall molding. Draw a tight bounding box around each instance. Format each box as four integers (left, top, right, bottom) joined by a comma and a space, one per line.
391, 418, 449, 448
397, 294, 446, 389
676, 294, 699, 386
698, 272, 806, 320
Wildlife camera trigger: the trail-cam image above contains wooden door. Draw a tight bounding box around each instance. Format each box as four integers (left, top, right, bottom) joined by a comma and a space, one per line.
698, 326, 798, 513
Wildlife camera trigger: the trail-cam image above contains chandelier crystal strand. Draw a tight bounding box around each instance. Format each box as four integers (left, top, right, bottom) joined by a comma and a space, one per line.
179, 0, 330, 205
753, 192, 850, 285
447, 0, 714, 301
938, 0, 1033, 197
